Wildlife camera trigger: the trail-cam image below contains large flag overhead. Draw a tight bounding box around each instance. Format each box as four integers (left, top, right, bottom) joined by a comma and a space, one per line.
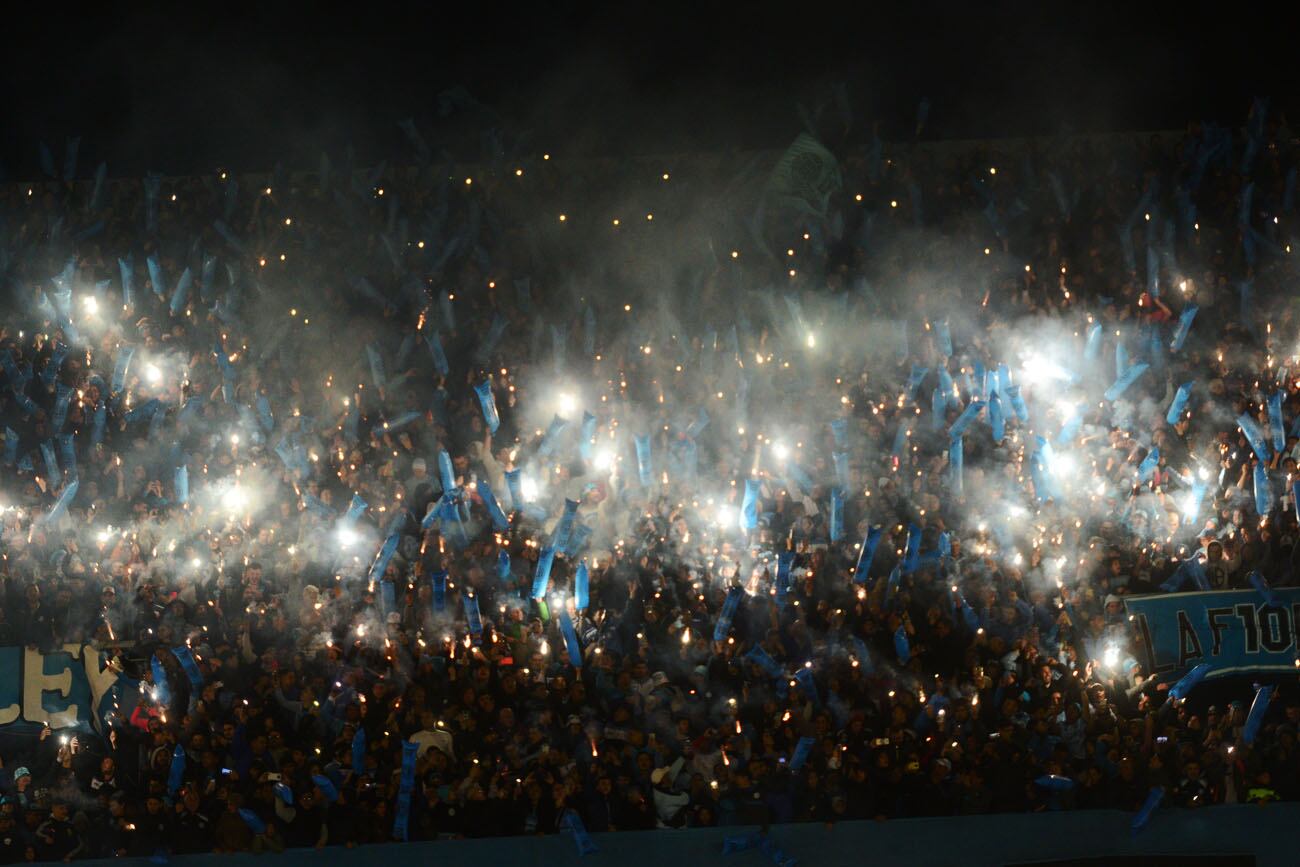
766, 133, 842, 217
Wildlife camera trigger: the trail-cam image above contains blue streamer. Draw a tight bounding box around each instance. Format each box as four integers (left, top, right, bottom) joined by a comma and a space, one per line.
1238, 413, 1272, 463
1137, 447, 1160, 482
1269, 392, 1285, 453
948, 401, 985, 438
477, 479, 510, 532
830, 418, 847, 449
988, 391, 1005, 443
1165, 382, 1193, 426
948, 437, 963, 495
1006, 385, 1028, 423
352, 728, 366, 777
741, 479, 761, 531
574, 561, 590, 610
1084, 323, 1102, 361
789, 736, 816, 772
1242, 684, 1274, 745
934, 320, 952, 357
392, 741, 419, 841
829, 488, 844, 542
853, 527, 882, 583
437, 449, 456, 493
1254, 462, 1273, 518
713, 586, 743, 641
833, 451, 850, 489
559, 611, 583, 667
496, 550, 511, 580
367, 534, 400, 583
538, 414, 568, 457
634, 434, 653, 487
562, 810, 598, 857
169, 267, 192, 316
473, 380, 499, 433
505, 469, 524, 509
463, 592, 483, 637
432, 571, 447, 612
1104, 363, 1149, 402
150, 656, 171, 707
531, 547, 555, 599
580, 411, 597, 461
894, 625, 911, 665
1167, 662, 1211, 701
1170, 305, 1198, 351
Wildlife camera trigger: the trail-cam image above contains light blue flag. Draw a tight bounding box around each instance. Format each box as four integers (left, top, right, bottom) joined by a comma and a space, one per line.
1243, 684, 1274, 745
1254, 463, 1273, 518
634, 434, 653, 486
1115, 341, 1128, 379
853, 527, 882, 583
830, 418, 848, 449
574, 561, 590, 610
437, 450, 456, 492
1269, 392, 1285, 453
833, 451, 849, 489
1168, 663, 1210, 701
1084, 323, 1103, 361
1170, 305, 1198, 351
169, 267, 192, 316
789, 736, 816, 772
1006, 385, 1028, 423
988, 391, 1005, 444
741, 478, 761, 531
1238, 413, 1272, 463
477, 479, 510, 531
167, 745, 186, 796
948, 401, 985, 438
550, 498, 580, 550
1104, 363, 1149, 402
531, 547, 556, 599
538, 414, 568, 457
829, 488, 844, 542
174, 465, 189, 505
713, 586, 743, 641
559, 611, 583, 667
367, 534, 400, 583
949, 437, 963, 495
579, 412, 597, 461
1166, 382, 1193, 425
118, 256, 135, 308
1137, 447, 1160, 482
473, 380, 499, 434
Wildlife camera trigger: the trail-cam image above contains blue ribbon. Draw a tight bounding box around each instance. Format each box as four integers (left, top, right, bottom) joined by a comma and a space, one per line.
1243, 684, 1274, 745
1254, 462, 1273, 518
948, 401, 985, 438
463, 592, 483, 638
532, 547, 556, 599
1238, 413, 1272, 463
172, 646, 203, 691
714, 586, 743, 641
1104, 363, 1149, 402
539, 414, 568, 457
741, 479, 761, 531
789, 736, 816, 772
367, 534, 400, 583
833, 451, 850, 489
562, 810, 598, 856
169, 267, 192, 317
477, 479, 510, 532
473, 380, 499, 433
432, 570, 447, 612
1269, 392, 1285, 453
1168, 662, 1211, 701
392, 741, 419, 841
504, 469, 524, 509
1165, 382, 1193, 425
634, 434, 653, 486
559, 611, 583, 667
829, 488, 844, 542
574, 561, 590, 610
743, 643, 785, 680
551, 498, 580, 550
167, 745, 186, 796
853, 527, 882, 583
894, 625, 911, 664
352, 728, 366, 777
437, 450, 456, 493
1137, 447, 1160, 482
580, 412, 597, 461
1170, 305, 1198, 351
949, 437, 963, 495
988, 391, 1005, 443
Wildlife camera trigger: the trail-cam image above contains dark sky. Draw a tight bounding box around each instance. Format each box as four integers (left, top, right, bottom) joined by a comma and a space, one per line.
1, 1, 1296, 177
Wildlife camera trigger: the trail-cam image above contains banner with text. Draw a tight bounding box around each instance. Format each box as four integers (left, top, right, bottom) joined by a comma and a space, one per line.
0, 644, 129, 731
1124, 589, 1300, 679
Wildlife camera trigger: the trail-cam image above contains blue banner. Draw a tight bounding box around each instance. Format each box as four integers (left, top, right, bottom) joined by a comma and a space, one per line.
1124, 589, 1300, 679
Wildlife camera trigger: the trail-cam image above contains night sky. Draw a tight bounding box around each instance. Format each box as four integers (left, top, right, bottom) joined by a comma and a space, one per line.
1, 2, 1297, 177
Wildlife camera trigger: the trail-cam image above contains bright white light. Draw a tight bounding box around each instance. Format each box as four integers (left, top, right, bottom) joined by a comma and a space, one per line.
1102, 644, 1120, 670
715, 503, 738, 529
593, 449, 614, 471
772, 442, 790, 461
191, 558, 201, 569
82, 296, 99, 315
1196, 466, 1210, 481
1051, 454, 1077, 477
230, 433, 240, 445
1054, 399, 1077, 419
1020, 354, 1072, 389
337, 525, 359, 548
520, 475, 539, 502
1179, 492, 1200, 520
558, 393, 577, 416
145, 364, 162, 385
806, 333, 817, 349
222, 486, 248, 513
1008, 504, 1028, 518
97, 528, 112, 543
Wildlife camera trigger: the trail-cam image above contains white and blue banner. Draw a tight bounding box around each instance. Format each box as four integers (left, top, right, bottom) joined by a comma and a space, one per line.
0, 644, 129, 731
1125, 589, 1300, 678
